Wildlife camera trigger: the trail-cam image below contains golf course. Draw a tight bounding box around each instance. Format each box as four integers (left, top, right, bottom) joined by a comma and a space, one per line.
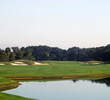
1, 60, 110, 100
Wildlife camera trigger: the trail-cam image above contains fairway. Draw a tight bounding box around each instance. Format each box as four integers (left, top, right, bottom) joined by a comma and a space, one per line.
0, 61, 110, 78
1, 61, 110, 100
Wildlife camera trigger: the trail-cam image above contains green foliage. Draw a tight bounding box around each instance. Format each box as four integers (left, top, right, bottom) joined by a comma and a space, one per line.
0, 44, 110, 62
0, 50, 9, 62
9, 52, 15, 61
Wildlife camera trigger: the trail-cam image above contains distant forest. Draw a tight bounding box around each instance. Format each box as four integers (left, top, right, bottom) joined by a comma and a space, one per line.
0, 44, 110, 62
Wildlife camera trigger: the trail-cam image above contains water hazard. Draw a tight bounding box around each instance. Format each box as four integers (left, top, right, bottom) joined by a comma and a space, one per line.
3, 77, 110, 100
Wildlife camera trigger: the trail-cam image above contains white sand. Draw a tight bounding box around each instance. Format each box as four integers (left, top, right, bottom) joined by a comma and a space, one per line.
0, 61, 49, 66
14, 62, 24, 64
0, 64, 5, 65
11, 63, 28, 66
34, 62, 49, 65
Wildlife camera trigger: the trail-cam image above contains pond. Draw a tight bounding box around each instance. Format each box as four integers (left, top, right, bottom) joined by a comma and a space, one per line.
3, 77, 110, 100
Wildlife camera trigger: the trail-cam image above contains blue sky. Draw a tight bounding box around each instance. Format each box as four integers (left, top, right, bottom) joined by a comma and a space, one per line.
0, 0, 110, 49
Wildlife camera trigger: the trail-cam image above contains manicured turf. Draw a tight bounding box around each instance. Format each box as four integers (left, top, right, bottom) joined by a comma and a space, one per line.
0, 93, 36, 100
0, 61, 110, 77
0, 77, 35, 100
0, 61, 110, 100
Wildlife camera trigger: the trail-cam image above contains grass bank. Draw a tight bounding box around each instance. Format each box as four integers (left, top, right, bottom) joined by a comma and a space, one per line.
0, 93, 36, 100
0, 77, 37, 100
0, 77, 19, 91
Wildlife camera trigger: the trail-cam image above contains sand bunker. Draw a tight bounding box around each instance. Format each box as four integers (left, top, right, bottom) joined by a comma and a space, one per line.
0, 61, 49, 66
11, 61, 28, 66
10, 61, 48, 66
34, 62, 49, 65
0, 64, 5, 65
82, 61, 103, 65
11, 63, 28, 66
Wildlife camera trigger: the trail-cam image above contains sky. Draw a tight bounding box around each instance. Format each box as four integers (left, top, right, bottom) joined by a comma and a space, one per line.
0, 0, 110, 49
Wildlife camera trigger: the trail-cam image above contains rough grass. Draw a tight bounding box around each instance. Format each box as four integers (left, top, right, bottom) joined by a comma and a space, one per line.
0, 77, 20, 91
0, 77, 15, 86
0, 77, 37, 100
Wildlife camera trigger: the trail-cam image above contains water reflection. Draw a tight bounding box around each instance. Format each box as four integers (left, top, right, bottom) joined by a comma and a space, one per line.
3, 77, 110, 100
72, 77, 110, 87
92, 77, 110, 87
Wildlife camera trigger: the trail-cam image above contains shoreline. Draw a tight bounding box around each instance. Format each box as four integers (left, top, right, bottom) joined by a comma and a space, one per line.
7, 74, 110, 80
1, 74, 110, 100
0, 82, 20, 91
1, 74, 110, 91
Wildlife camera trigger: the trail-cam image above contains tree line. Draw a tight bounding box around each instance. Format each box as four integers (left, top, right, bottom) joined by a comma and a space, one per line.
0, 44, 110, 62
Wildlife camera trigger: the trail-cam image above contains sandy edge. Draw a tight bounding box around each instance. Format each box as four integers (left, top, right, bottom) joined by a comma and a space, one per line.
7, 74, 110, 80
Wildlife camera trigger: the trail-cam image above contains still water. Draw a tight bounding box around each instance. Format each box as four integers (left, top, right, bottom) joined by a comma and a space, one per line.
3, 78, 110, 100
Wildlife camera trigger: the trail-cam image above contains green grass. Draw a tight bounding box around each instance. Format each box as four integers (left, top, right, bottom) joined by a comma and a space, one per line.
0, 93, 36, 100
0, 61, 110, 77
0, 77, 14, 84
0, 77, 20, 91
0, 77, 36, 100
0, 60, 110, 100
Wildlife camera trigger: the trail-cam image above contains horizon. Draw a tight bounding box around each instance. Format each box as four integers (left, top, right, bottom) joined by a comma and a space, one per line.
0, 0, 110, 49
0, 44, 110, 50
